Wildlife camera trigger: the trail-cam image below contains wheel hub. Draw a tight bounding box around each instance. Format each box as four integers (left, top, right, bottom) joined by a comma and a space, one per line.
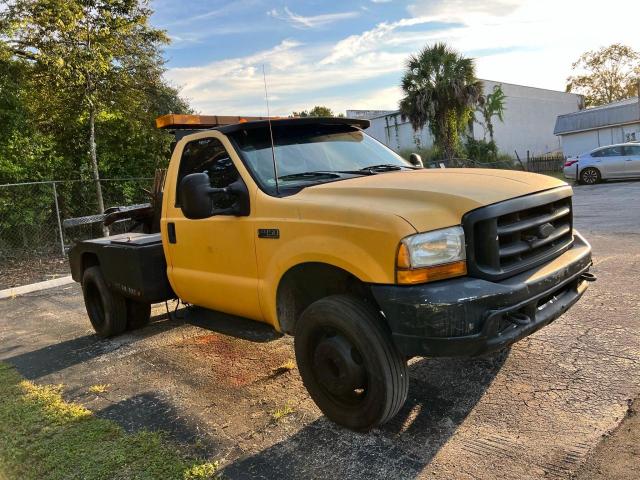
313, 334, 366, 397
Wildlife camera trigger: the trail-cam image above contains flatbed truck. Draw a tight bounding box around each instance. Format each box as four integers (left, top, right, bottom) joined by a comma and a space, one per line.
69, 114, 594, 430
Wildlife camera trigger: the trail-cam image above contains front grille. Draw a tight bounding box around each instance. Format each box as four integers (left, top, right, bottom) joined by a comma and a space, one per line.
463, 187, 574, 281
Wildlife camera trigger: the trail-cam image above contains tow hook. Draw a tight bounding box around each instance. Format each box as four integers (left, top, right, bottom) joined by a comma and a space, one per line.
506, 312, 531, 326
580, 272, 597, 282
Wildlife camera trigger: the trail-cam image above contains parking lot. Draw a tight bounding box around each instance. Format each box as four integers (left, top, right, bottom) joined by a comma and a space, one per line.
1, 180, 639, 480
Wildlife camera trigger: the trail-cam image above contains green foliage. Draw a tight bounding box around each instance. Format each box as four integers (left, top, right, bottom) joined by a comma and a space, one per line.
399, 145, 443, 163
0, 362, 219, 479
399, 43, 482, 160
566, 44, 640, 107
0, 0, 190, 244
464, 137, 514, 169
477, 84, 506, 144
0, 0, 190, 184
292, 105, 344, 117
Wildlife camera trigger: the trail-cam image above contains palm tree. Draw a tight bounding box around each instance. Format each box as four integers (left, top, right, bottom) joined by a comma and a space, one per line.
477, 84, 506, 144
399, 43, 482, 161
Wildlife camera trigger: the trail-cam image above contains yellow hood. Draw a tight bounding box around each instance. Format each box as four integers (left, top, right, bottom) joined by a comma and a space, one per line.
296, 168, 568, 232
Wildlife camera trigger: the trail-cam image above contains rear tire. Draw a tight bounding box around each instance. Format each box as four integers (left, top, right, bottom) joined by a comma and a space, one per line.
126, 300, 151, 330
580, 167, 601, 185
294, 295, 408, 431
82, 266, 127, 338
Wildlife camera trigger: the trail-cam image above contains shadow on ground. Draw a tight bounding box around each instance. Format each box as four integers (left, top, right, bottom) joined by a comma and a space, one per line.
183, 306, 281, 343
97, 391, 225, 457
222, 350, 509, 480
4, 311, 175, 380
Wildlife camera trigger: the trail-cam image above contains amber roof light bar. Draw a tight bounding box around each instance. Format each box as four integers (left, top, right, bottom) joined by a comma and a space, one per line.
155, 114, 274, 130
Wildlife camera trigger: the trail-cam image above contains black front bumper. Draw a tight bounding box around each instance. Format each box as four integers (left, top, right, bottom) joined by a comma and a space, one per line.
371, 231, 593, 357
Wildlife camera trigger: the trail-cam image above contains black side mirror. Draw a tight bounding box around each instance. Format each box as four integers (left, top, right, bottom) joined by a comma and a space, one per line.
179, 172, 250, 219
409, 153, 424, 168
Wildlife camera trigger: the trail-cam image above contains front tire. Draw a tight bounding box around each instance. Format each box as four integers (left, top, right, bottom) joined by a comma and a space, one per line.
580, 167, 601, 185
82, 266, 127, 338
294, 295, 408, 431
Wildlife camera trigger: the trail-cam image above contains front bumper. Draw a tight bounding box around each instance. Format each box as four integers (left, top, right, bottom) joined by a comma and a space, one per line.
371, 231, 593, 357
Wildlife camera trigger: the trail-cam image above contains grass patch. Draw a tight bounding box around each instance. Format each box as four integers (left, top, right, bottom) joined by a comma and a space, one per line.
0, 363, 219, 480
272, 403, 295, 422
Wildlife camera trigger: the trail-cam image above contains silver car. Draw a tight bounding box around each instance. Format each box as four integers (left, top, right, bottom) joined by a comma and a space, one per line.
564, 142, 640, 184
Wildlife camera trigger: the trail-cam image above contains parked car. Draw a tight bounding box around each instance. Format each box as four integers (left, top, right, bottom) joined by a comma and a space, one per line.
564, 142, 640, 184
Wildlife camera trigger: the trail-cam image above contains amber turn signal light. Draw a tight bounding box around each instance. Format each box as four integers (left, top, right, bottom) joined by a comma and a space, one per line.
396, 260, 467, 285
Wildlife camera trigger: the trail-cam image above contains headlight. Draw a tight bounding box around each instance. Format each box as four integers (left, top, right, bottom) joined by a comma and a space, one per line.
396, 226, 467, 284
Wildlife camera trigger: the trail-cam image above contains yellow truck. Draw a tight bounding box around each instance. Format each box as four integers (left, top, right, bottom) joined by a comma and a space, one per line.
69, 115, 594, 430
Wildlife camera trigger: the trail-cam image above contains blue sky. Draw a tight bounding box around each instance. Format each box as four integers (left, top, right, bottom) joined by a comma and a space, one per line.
151, 0, 638, 116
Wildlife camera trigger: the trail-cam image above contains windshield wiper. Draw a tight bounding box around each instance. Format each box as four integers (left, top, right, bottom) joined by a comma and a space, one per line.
359, 164, 414, 173
278, 170, 374, 181
278, 171, 341, 181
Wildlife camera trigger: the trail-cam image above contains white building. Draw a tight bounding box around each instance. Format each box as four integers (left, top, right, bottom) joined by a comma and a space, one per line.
554, 97, 640, 157
352, 80, 583, 157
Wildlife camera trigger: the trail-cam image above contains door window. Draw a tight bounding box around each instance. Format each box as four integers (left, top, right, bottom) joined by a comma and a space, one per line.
623, 145, 640, 156
601, 146, 624, 157
176, 137, 239, 209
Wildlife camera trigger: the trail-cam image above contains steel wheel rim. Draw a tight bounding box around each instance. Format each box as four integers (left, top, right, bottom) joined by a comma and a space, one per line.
310, 327, 368, 406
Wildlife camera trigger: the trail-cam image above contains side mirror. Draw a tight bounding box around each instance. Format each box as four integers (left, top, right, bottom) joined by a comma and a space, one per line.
179, 172, 216, 219
178, 172, 250, 219
408, 153, 424, 168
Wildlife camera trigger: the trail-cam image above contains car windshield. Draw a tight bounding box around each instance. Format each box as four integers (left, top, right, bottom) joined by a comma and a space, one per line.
228, 124, 411, 195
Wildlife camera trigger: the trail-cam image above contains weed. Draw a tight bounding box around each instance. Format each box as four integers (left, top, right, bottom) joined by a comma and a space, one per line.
272, 359, 296, 376
88, 384, 110, 394
272, 403, 295, 421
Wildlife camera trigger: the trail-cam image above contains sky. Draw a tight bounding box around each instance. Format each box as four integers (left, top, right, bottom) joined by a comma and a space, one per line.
151, 0, 639, 116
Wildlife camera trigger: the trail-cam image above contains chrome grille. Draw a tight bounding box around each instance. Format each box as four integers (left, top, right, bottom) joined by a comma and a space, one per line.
463, 187, 574, 281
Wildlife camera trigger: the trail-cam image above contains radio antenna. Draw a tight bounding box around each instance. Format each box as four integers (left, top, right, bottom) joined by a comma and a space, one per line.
262, 64, 280, 195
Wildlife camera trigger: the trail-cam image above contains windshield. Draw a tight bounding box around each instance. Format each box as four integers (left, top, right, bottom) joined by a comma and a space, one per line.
228, 124, 411, 195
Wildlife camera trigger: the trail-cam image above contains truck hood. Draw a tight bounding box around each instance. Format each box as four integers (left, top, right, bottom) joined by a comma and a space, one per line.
295, 168, 568, 232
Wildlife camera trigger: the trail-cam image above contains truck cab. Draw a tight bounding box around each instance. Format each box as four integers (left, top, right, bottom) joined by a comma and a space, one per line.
70, 115, 594, 431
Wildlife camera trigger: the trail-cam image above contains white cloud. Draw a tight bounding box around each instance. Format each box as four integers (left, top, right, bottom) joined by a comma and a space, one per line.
407, 0, 523, 19
268, 6, 360, 29
165, 0, 640, 115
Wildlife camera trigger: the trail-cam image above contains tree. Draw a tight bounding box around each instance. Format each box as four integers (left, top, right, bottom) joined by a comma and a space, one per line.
292, 105, 343, 117
566, 44, 640, 107
1, 0, 177, 226
477, 84, 505, 145
399, 43, 482, 161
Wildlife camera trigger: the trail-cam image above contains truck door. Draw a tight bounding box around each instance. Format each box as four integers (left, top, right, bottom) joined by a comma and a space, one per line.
164, 134, 262, 321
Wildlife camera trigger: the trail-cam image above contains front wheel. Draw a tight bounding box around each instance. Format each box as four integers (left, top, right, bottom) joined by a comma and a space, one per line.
580, 167, 601, 185
294, 295, 408, 431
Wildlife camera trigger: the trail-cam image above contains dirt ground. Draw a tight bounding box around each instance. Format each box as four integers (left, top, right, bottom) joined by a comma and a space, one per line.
0, 255, 69, 290
1, 180, 639, 479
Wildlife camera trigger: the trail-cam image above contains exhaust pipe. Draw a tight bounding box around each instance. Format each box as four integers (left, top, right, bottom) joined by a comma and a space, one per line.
580, 272, 597, 282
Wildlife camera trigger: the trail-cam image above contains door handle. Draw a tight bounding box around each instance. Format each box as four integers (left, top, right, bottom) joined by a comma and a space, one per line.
167, 222, 177, 243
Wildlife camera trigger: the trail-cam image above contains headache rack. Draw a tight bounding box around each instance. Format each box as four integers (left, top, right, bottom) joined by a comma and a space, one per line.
463, 186, 574, 282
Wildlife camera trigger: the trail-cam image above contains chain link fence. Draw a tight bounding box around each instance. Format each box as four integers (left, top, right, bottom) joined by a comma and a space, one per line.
0, 178, 152, 289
